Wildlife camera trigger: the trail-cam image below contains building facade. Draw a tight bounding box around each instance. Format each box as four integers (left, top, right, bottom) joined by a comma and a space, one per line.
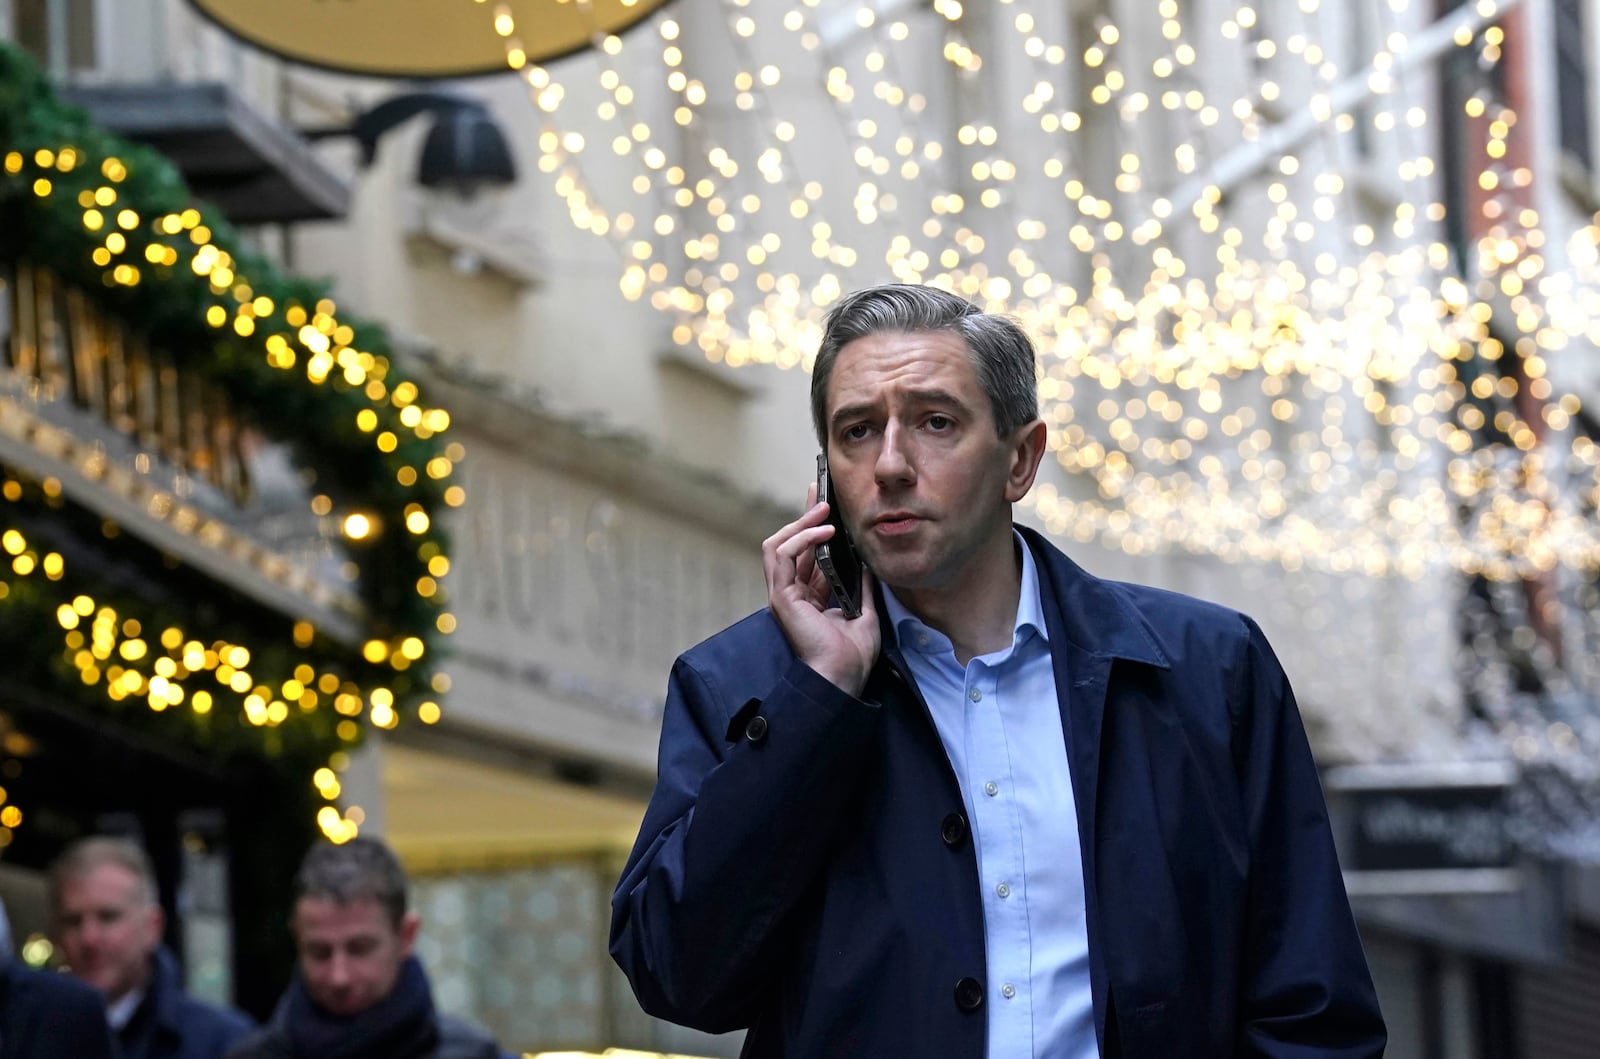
10, 0, 1600, 1055
0, 8, 456, 1020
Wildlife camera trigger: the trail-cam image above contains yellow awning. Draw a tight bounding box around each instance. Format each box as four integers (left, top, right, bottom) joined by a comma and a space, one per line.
381, 741, 647, 875
189, 0, 674, 77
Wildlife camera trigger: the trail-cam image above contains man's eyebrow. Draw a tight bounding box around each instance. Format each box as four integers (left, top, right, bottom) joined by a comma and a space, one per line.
828, 389, 976, 432
900, 387, 974, 412
829, 401, 877, 431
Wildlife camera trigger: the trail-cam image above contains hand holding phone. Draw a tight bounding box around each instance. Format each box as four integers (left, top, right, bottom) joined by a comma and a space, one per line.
814, 453, 864, 619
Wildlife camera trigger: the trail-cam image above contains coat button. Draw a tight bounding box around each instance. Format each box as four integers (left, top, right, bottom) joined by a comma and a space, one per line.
940, 812, 967, 847
954, 976, 984, 1011
744, 715, 769, 743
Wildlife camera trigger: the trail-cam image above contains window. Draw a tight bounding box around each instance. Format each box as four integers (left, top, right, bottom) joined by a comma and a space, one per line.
1343, 0, 1379, 159
9, 0, 99, 76
1554, 0, 1592, 171
1436, 15, 1507, 273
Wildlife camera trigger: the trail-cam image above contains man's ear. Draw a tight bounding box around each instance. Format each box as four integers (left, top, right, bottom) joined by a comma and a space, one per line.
143, 903, 166, 951
1003, 419, 1048, 503
398, 911, 420, 957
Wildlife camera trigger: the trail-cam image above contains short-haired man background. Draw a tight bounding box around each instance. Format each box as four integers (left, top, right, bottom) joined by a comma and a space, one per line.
611, 283, 1386, 1057
224, 836, 502, 1059
49, 836, 254, 1059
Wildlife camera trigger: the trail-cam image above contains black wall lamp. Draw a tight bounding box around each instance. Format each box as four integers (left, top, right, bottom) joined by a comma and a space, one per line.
337, 92, 517, 198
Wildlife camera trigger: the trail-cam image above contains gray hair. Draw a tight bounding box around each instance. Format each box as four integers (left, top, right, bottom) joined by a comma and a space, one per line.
810, 283, 1040, 447
48, 836, 159, 912
293, 837, 409, 927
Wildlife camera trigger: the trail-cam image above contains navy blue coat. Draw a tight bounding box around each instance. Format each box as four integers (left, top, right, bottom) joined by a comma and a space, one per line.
118, 948, 254, 1059
0, 961, 116, 1059
611, 527, 1385, 1057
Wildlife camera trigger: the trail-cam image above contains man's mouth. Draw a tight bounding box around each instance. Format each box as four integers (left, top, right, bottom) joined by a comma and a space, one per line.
871, 512, 922, 535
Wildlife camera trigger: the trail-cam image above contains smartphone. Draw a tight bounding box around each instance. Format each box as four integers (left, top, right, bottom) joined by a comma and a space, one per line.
815, 452, 864, 618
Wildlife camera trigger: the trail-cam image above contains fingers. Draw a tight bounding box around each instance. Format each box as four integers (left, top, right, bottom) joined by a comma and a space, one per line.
764, 520, 833, 585
794, 530, 817, 586
762, 489, 836, 589
763, 488, 838, 625
856, 567, 878, 620
795, 478, 821, 582
760, 485, 880, 698
803, 556, 831, 600
761, 497, 827, 560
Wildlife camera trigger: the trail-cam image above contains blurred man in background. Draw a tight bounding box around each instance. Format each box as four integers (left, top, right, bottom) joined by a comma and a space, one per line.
225, 836, 502, 1059
49, 837, 253, 1059
1, 894, 116, 1059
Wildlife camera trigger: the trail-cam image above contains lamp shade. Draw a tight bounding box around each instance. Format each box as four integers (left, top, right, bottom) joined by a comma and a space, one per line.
187, 0, 674, 78
417, 105, 517, 193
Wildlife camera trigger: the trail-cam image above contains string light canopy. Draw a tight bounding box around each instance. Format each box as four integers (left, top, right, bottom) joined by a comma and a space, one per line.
185, 0, 675, 77
497, 0, 1600, 585
489, 0, 1600, 850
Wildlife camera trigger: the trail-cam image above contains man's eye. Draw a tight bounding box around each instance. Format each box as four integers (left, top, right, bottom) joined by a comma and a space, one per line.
842, 423, 871, 441
926, 414, 954, 430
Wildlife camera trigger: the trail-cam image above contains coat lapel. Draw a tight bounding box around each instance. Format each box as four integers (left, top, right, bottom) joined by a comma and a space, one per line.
1021, 525, 1170, 1054
1058, 639, 1114, 1051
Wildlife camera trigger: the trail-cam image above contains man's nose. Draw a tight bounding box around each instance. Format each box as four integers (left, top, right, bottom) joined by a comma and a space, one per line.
327, 953, 351, 986
874, 421, 914, 485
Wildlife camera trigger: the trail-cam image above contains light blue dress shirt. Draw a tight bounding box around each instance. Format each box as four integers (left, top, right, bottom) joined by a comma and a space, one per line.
881, 534, 1096, 1059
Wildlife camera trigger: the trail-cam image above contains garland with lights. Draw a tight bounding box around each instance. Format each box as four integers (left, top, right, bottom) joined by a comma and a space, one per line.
0, 44, 459, 840
0, 473, 396, 750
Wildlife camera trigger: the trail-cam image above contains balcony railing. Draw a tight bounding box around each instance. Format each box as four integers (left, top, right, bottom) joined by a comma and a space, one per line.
3, 259, 251, 504
0, 258, 366, 639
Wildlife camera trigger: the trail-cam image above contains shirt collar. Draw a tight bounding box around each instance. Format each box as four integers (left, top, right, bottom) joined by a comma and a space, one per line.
882, 529, 1049, 656
107, 982, 147, 1030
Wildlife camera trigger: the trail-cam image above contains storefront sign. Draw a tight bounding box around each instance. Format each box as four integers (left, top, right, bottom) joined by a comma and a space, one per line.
1325, 761, 1521, 896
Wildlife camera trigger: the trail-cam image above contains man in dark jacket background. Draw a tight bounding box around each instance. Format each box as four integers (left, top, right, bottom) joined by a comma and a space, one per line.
611, 283, 1387, 1057
1, 896, 116, 1059
224, 836, 501, 1059
0, 957, 118, 1059
49, 837, 253, 1059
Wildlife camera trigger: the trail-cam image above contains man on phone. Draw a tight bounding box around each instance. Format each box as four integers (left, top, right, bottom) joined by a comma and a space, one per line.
610, 283, 1385, 1057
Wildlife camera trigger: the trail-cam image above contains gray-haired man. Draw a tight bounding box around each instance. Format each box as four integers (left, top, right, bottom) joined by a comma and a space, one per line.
50, 836, 253, 1059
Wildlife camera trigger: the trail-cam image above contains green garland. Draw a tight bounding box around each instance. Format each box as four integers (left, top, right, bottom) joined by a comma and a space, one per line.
0, 45, 456, 756
1, 473, 393, 763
